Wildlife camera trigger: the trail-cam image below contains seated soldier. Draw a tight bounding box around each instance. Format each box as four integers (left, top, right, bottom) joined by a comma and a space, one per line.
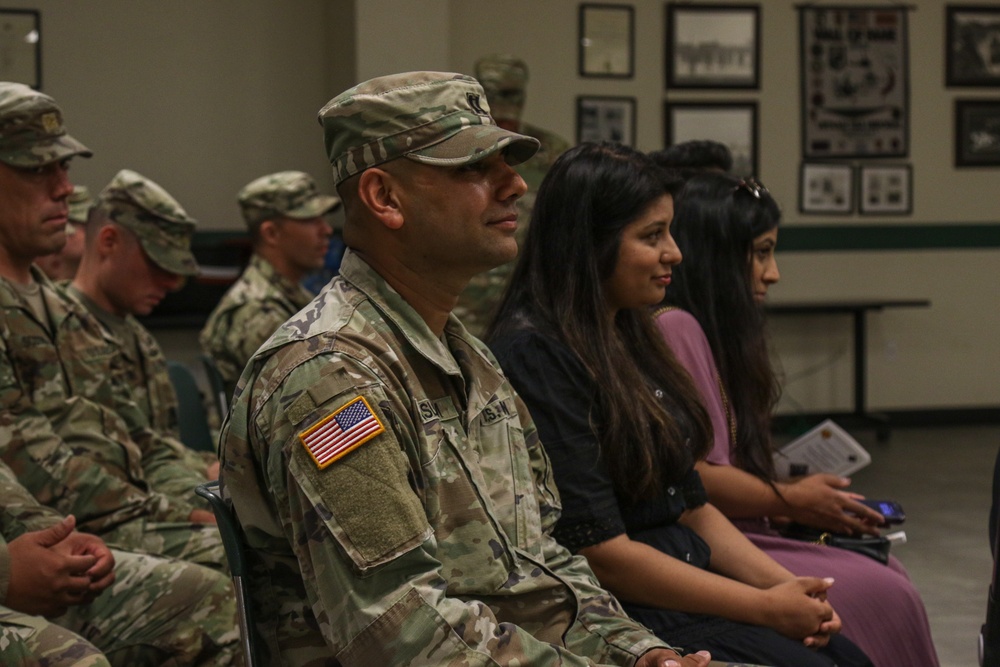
66, 169, 219, 481
220, 71, 710, 667
0, 82, 223, 570
200, 171, 341, 398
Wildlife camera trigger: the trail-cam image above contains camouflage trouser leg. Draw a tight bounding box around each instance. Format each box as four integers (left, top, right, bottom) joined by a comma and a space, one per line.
56, 548, 241, 667
0, 606, 110, 667
101, 519, 227, 572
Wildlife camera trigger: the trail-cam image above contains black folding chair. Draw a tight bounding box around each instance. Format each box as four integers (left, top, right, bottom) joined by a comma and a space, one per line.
196, 481, 261, 667
980, 447, 1000, 666
200, 354, 230, 421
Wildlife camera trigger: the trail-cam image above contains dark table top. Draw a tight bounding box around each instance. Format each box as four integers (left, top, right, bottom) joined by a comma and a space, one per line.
766, 298, 931, 315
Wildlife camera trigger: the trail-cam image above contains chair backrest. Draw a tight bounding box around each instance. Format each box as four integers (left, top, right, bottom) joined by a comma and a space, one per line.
981, 448, 1000, 666
166, 360, 215, 453
196, 480, 261, 667
200, 354, 230, 422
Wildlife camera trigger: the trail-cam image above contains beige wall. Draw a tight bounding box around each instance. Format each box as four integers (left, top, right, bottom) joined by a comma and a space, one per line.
6, 0, 341, 228
770, 251, 1000, 412
6, 0, 996, 411
356, 0, 450, 80
447, 0, 1000, 224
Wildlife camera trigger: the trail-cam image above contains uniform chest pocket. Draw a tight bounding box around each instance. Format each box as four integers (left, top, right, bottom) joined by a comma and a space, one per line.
7, 333, 65, 409
66, 342, 119, 401
474, 415, 543, 558
418, 399, 513, 594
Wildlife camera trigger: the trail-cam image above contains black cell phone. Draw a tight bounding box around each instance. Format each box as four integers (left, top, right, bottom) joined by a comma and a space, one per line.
860, 499, 906, 524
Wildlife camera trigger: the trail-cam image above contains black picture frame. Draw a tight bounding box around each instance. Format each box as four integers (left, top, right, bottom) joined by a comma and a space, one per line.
664, 101, 758, 177
946, 5, 1000, 87
955, 99, 1000, 166
858, 164, 912, 215
578, 3, 635, 79
800, 6, 909, 159
0, 9, 41, 89
665, 3, 761, 89
799, 162, 854, 215
576, 96, 637, 146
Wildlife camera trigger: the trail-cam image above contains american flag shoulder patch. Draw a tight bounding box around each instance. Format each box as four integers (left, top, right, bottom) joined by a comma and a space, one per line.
298, 396, 386, 469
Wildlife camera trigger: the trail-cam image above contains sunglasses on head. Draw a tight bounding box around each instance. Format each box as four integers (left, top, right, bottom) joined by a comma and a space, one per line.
733, 177, 768, 199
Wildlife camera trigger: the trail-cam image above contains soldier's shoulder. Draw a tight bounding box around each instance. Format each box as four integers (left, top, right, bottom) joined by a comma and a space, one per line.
246, 276, 359, 362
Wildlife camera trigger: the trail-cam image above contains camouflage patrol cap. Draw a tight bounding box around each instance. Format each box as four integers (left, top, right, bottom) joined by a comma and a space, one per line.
318, 71, 539, 185
237, 170, 341, 227
98, 169, 199, 277
0, 82, 92, 167
67, 185, 93, 223
475, 55, 529, 124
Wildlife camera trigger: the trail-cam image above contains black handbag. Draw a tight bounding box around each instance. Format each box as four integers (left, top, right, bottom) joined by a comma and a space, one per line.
781, 523, 892, 565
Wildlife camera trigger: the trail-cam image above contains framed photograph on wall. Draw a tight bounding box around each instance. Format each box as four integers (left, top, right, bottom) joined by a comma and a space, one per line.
799, 162, 854, 214
0, 9, 41, 89
664, 101, 758, 177
955, 98, 1000, 166
666, 3, 760, 89
946, 5, 1000, 87
858, 164, 912, 215
577, 96, 636, 146
579, 3, 634, 78
800, 6, 909, 158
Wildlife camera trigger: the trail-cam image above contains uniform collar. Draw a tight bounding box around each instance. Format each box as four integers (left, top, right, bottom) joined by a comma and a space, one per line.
249, 253, 313, 308
340, 249, 504, 409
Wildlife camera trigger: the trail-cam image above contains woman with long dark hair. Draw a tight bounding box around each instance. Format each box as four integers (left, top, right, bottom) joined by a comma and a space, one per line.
658, 171, 939, 667
487, 143, 872, 667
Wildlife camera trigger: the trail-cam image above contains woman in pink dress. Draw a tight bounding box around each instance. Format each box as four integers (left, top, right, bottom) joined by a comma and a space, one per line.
656, 172, 939, 667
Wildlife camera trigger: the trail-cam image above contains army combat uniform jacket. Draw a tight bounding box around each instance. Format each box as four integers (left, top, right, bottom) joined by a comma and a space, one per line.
0, 268, 195, 529
0, 269, 223, 568
221, 250, 673, 666
62, 285, 215, 489
200, 253, 313, 399
114, 312, 181, 439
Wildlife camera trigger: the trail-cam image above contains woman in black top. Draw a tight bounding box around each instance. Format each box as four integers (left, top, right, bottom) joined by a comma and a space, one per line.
487, 143, 871, 667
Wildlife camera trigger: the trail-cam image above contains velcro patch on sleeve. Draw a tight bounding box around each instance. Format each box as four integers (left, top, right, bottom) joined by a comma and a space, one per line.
298, 396, 385, 469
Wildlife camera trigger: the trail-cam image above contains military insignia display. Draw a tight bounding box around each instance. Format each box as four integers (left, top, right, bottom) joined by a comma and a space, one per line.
800, 6, 910, 159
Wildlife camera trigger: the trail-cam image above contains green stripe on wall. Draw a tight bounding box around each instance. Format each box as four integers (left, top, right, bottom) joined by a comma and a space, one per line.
778, 224, 1000, 251
191, 224, 1000, 255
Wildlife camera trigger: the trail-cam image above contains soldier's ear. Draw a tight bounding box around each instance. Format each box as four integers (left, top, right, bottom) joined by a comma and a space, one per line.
95, 224, 119, 257
358, 168, 404, 231
259, 219, 279, 246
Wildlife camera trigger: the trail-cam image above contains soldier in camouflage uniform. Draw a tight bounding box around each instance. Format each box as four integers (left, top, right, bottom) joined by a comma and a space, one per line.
66, 169, 219, 481
454, 54, 572, 337
0, 83, 238, 665
200, 171, 341, 400
0, 456, 240, 666
0, 82, 225, 571
220, 72, 710, 667
35, 184, 92, 282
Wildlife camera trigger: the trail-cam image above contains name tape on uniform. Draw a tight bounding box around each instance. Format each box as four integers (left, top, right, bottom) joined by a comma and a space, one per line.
299, 396, 385, 469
